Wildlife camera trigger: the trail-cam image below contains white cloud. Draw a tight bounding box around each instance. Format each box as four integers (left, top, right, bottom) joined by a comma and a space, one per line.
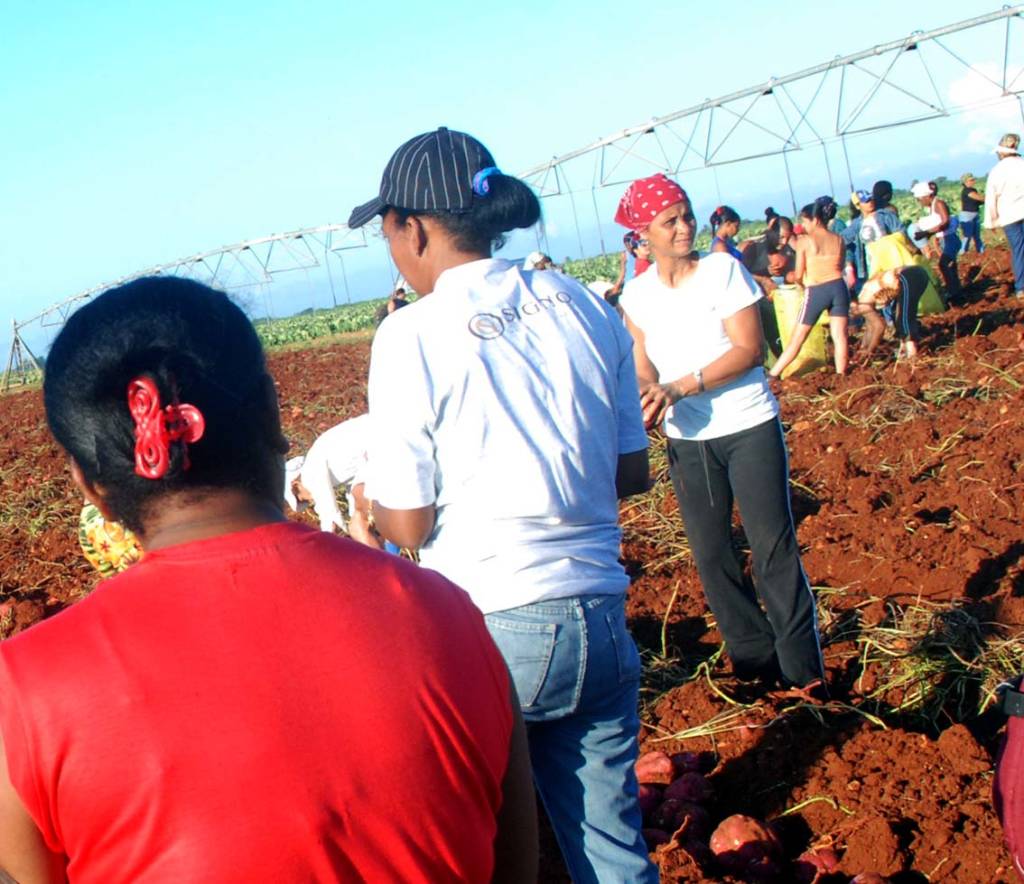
947, 63, 1024, 155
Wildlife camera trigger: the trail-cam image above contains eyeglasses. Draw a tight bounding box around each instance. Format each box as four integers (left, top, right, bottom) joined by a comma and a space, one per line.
638, 239, 649, 246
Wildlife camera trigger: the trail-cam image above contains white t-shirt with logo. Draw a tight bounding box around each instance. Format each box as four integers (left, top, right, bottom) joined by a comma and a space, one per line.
365, 258, 649, 615
620, 252, 778, 441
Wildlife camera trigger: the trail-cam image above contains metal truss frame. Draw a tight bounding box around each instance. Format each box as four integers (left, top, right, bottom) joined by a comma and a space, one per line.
6, 6, 1023, 389
4, 224, 369, 389
520, 6, 1024, 199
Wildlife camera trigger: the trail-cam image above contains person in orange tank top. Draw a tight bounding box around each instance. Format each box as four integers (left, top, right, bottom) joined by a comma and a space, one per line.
769, 197, 850, 378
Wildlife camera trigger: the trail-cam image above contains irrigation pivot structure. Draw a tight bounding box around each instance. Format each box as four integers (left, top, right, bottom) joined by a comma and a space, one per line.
5, 6, 1023, 388
518, 6, 1024, 255
3, 224, 370, 389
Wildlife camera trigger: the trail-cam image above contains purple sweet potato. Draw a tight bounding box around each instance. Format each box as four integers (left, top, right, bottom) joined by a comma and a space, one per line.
794, 846, 841, 882
649, 798, 684, 832
664, 771, 713, 804
670, 751, 704, 774
637, 783, 663, 820
642, 828, 671, 849
672, 801, 711, 840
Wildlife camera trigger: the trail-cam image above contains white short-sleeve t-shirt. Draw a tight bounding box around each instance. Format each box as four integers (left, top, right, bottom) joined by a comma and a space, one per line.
299, 415, 371, 533
620, 252, 778, 441
365, 259, 649, 615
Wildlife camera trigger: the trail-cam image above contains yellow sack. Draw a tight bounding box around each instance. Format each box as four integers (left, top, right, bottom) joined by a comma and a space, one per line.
771, 285, 828, 379
865, 232, 946, 315
865, 231, 918, 275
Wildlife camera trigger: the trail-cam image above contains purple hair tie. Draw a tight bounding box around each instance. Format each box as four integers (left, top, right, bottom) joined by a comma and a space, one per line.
472, 166, 501, 197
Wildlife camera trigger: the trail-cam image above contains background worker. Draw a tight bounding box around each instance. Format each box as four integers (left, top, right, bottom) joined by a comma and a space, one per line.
709, 205, 744, 259
769, 197, 849, 378
284, 413, 382, 549
853, 264, 931, 361
959, 173, 985, 254
911, 179, 962, 301
985, 133, 1024, 300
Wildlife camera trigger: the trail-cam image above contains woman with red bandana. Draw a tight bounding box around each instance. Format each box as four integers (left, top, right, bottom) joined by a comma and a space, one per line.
616, 174, 826, 696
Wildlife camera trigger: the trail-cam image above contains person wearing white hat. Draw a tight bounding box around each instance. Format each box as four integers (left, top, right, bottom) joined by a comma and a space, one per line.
522, 250, 553, 270
911, 180, 962, 300
985, 134, 1024, 299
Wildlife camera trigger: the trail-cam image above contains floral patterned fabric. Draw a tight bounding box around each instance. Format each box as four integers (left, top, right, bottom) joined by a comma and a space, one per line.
78, 504, 142, 577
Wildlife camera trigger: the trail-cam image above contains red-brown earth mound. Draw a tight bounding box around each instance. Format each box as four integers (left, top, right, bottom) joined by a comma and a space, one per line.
1, 247, 1022, 882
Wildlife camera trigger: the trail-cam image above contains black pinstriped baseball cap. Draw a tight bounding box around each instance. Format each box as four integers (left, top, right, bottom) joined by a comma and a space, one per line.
347, 127, 497, 228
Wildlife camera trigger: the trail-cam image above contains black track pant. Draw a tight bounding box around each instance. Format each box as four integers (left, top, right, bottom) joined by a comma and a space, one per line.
667, 417, 824, 687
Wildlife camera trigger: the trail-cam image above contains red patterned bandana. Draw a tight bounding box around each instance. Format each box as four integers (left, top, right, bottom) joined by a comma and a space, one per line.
614, 174, 688, 231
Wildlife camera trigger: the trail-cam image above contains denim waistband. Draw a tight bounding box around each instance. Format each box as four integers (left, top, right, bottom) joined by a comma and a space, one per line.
490, 593, 625, 618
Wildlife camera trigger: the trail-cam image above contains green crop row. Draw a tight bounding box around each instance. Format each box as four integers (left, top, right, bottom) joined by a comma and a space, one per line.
253, 299, 391, 348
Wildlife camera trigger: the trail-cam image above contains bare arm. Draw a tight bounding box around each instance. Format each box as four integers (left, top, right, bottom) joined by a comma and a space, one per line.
793, 239, 807, 286
371, 502, 436, 550
491, 683, 538, 884
934, 199, 951, 232
0, 728, 65, 884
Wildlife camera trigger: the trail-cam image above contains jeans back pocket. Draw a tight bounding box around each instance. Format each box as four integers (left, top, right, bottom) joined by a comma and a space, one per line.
484, 616, 558, 710
605, 605, 642, 685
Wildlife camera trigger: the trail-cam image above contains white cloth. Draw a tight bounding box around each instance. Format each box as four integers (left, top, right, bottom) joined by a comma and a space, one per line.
365, 258, 648, 614
986, 155, 1024, 229
296, 415, 371, 533
620, 252, 779, 441
917, 211, 943, 233
522, 251, 546, 270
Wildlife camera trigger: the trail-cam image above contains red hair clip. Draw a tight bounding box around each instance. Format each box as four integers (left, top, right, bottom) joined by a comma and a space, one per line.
127, 376, 206, 480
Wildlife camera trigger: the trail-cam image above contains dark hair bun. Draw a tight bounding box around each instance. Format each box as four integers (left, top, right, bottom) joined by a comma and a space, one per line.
43, 277, 284, 534
394, 172, 541, 253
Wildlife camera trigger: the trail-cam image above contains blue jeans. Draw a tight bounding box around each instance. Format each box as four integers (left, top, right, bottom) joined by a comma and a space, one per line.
959, 214, 984, 253
1005, 220, 1024, 294
485, 595, 658, 884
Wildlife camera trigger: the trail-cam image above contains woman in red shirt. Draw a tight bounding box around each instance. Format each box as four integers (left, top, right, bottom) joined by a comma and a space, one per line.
0, 277, 536, 884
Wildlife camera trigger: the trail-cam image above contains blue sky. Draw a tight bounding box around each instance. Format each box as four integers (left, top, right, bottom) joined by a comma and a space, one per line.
2, 1, 1022, 359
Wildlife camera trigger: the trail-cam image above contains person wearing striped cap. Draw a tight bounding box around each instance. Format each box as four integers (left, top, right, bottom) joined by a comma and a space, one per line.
351, 127, 656, 883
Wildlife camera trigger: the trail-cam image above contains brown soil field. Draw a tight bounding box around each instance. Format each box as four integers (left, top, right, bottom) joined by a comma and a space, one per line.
1, 247, 1022, 882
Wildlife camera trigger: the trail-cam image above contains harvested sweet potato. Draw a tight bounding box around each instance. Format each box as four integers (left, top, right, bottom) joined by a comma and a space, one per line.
709, 814, 782, 879
794, 846, 841, 882
642, 828, 671, 849
664, 772, 712, 804
637, 783, 663, 819
635, 750, 675, 784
